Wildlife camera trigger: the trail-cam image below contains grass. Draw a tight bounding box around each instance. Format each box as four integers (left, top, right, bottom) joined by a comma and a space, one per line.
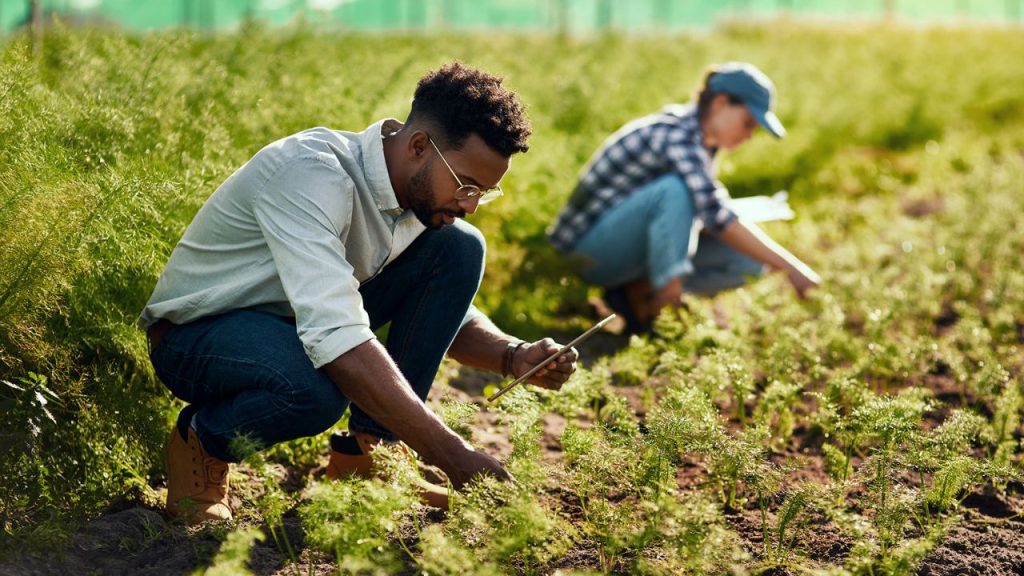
1, 18, 1023, 575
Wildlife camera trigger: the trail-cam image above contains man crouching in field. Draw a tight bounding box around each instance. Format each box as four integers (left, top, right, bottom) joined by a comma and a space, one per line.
139, 62, 578, 524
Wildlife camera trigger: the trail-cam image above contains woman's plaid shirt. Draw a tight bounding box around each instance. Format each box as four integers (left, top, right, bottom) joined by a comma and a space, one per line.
547, 103, 737, 252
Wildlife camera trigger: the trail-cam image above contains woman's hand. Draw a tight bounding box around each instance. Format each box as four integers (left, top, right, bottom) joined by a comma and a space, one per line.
786, 264, 821, 298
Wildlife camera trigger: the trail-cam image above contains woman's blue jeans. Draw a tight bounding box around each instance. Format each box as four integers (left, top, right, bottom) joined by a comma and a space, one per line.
570, 173, 764, 294
149, 220, 485, 462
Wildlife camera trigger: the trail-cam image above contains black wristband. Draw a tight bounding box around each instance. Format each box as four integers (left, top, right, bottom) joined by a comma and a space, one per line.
503, 341, 527, 378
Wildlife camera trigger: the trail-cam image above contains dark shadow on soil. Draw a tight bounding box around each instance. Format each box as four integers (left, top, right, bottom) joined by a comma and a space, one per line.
0, 506, 318, 576
0, 507, 221, 575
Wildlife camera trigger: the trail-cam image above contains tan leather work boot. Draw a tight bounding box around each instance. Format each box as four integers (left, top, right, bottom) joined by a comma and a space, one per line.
326, 431, 450, 509
165, 424, 232, 524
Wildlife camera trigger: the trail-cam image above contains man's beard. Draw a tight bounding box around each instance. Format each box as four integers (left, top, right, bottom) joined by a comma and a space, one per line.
408, 162, 463, 229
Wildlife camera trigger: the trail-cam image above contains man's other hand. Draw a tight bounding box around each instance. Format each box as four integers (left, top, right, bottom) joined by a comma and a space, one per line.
442, 443, 513, 489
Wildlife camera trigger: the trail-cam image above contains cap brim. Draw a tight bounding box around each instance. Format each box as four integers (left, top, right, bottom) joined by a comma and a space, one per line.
752, 108, 786, 139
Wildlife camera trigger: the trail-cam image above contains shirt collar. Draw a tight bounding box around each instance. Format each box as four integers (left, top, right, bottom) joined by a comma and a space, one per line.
360, 118, 404, 217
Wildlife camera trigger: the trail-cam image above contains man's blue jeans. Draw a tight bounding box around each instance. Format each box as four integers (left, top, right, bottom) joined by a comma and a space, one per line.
149, 220, 485, 462
570, 173, 765, 294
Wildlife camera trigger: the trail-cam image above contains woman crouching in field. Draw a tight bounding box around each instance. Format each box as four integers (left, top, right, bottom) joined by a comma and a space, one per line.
547, 61, 821, 334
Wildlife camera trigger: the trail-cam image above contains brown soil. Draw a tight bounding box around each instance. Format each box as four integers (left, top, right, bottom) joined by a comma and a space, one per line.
726, 507, 853, 573
917, 514, 1024, 576
916, 486, 1024, 576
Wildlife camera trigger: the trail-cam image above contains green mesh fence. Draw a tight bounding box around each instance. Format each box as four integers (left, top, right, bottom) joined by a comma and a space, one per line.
2, 0, 1022, 34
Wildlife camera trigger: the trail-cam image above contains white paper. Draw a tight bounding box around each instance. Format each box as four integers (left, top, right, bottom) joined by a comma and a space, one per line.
728, 191, 795, 222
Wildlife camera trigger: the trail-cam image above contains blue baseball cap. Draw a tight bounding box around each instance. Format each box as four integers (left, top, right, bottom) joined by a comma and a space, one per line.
707, 62, 786, 139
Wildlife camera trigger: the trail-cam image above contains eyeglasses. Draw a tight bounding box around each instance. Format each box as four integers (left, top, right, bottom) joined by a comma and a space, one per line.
428, 137, 504, 205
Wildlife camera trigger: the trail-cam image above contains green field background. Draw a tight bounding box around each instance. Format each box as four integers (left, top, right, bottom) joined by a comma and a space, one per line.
1, 20, 1023, 566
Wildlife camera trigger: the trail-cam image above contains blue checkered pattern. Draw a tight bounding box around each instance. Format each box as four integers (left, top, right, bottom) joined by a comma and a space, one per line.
547, 104, 736, 252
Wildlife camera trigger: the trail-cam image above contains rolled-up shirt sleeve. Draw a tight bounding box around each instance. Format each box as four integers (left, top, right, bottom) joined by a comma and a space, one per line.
460, 304, 486, 329
253, 157, 375, 368
665, 140, 737, 234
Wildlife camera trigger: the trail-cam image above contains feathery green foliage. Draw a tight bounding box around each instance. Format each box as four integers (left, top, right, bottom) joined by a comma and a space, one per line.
2, 20, 1024, 575
199, 527, 266, 576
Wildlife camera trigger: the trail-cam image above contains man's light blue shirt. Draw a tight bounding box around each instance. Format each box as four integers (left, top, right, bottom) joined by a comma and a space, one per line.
140, 119, 483, 368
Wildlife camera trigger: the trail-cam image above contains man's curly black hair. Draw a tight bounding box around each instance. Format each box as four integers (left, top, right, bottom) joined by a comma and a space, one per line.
408, 62, 531, 157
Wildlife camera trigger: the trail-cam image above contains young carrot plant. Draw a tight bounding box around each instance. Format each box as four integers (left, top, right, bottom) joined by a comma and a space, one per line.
851, 390, 931, 562
415, 524, 502, 576
491, 386, 546, 487
544, 361, 614, 419
299, 457, 419, 574
984, 377, 1022, 471
754, 379, 803, 450
229, 434, 297, 566
706, 425, 773, 511
447, 475, 576, 573
608, 336, 661, 387
436, 398, 480, 442
198, 527, 265, 576
767, 483, 816, 565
